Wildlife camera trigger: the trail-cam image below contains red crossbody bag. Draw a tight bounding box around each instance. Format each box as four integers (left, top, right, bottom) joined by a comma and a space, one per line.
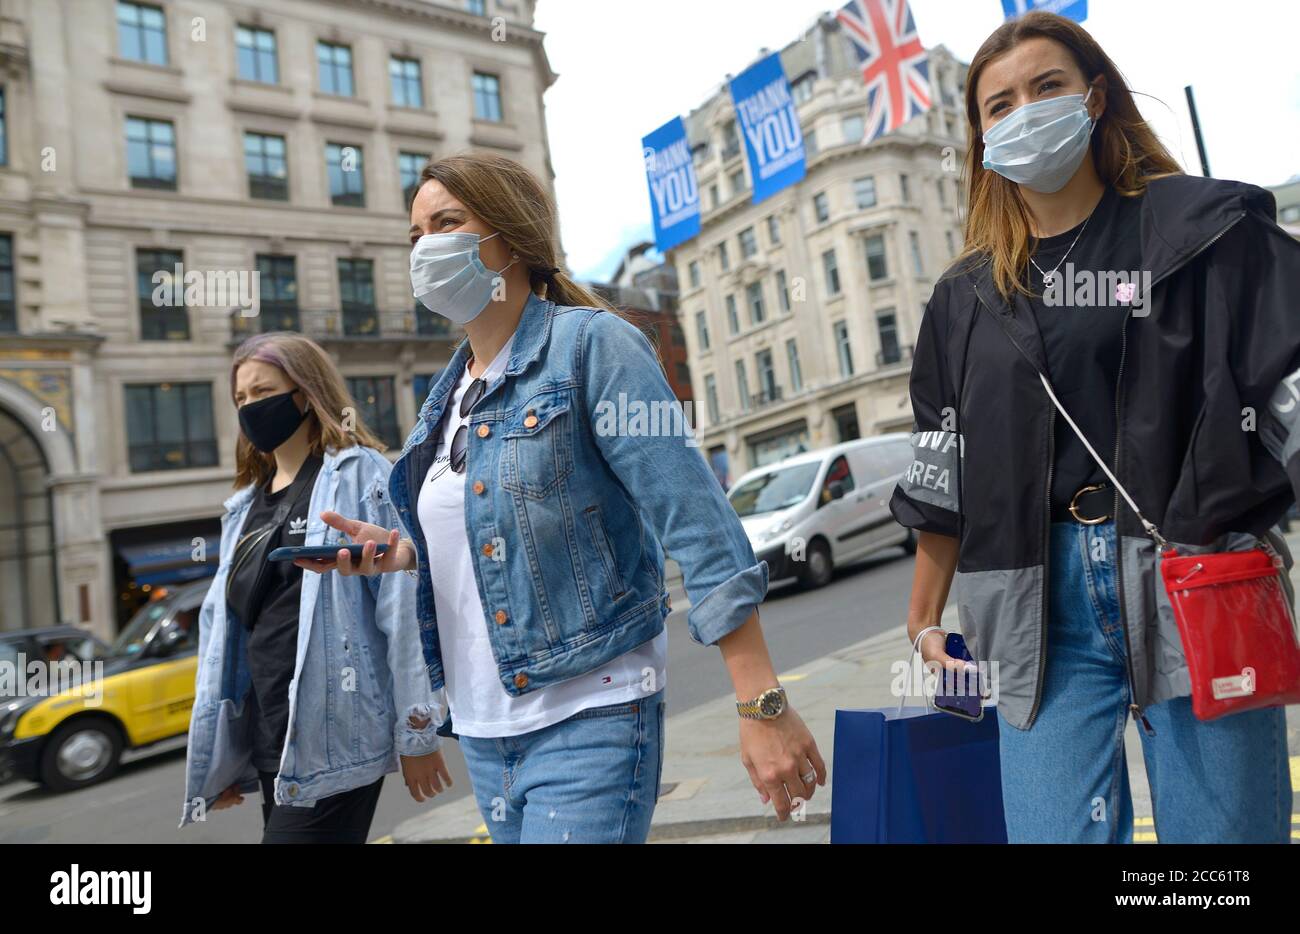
1040, 373, 1300, 721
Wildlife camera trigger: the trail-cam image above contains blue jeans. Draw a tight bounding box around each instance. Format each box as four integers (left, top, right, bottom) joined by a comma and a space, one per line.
997, 520, 1292, 843
458, 690, 666, 843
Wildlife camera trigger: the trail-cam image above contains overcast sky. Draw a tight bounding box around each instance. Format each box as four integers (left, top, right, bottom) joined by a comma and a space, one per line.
531, 0, 1300, 281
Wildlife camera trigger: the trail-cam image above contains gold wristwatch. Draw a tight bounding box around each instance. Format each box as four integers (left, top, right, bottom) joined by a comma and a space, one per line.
737, 686, 787, 721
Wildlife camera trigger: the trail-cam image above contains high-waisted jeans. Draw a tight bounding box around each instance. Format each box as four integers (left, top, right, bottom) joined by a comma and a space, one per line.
996, 520, 1292, 843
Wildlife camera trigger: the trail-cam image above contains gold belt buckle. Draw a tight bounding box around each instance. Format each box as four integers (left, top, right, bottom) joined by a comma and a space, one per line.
1069, 483, 1110, 525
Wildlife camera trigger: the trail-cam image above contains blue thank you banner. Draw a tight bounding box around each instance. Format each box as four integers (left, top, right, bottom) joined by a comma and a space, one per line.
1001, 0, 1087, 23
642, 116, 700, 253
728, 52, 806, 205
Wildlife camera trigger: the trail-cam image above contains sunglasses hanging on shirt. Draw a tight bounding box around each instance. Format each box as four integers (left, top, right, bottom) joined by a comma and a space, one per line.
428, 364, 487, 484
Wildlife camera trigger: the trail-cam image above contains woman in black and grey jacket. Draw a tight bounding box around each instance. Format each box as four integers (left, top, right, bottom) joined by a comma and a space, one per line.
891, 11, 1299, 843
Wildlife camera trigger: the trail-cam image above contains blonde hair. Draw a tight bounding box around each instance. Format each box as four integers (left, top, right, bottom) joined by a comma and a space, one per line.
958, 10, 1182, 298
230, 332, 386, 488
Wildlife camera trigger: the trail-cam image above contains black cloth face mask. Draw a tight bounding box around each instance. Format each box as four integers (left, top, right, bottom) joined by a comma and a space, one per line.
239, 390, 308, 453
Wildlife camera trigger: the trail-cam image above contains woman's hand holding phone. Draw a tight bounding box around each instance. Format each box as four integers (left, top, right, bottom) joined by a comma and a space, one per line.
293, 511, 416, 576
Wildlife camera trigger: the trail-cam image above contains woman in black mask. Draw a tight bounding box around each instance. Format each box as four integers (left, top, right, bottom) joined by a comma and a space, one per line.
180, 332, 452, 843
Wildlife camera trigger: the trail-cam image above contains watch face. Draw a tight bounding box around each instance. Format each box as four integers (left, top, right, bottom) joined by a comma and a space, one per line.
758, 689, 784, 718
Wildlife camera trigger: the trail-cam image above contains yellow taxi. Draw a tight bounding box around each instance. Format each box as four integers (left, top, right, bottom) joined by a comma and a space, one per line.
0, 578, 209, 791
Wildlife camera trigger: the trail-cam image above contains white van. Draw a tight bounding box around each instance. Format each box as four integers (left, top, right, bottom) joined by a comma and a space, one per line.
727, 433, 915, 589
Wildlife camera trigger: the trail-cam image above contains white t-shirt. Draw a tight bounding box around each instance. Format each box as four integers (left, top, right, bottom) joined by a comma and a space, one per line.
416, 333, 667, 738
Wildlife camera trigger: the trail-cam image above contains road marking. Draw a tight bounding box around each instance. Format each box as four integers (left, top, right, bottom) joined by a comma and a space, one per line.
1291, 756, 1299, 791
370, 834, 392, 844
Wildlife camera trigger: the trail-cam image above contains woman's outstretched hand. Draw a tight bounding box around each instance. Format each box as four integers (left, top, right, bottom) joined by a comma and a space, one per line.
293, 511, 416, 576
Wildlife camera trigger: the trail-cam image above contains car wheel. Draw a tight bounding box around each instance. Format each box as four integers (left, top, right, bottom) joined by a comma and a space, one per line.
800, 539, 834, 589
902, 528, 918, 554
40, 719, 123, 791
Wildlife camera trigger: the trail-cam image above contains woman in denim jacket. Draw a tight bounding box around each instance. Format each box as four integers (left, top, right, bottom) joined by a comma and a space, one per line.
305, 151, 826, 843
180, 334, 450, 842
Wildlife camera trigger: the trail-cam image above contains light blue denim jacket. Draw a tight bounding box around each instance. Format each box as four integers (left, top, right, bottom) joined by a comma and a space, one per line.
179, 445, 441, 827
388, 293, 768, 738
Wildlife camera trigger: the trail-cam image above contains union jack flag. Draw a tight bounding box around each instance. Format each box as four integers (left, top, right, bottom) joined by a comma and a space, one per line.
836, 0, 931, 145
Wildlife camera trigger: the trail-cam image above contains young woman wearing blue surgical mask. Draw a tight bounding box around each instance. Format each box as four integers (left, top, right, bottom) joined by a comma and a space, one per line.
892, 11, 1300, 843
299, 151, 826, 844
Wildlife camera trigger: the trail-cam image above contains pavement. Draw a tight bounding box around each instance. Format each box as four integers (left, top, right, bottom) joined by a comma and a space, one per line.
392, 541, 1300, 844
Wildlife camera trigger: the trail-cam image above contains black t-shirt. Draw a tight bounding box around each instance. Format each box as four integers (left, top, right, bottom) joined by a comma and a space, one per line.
239, 454, 322, 772
1020, 186, 1144, 512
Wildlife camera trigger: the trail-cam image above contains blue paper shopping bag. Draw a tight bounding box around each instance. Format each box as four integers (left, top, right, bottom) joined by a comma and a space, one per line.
829, 705, 1007, 843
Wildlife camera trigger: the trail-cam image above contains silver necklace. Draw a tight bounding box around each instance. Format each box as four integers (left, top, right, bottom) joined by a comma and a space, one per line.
1029, 206, 1097, 287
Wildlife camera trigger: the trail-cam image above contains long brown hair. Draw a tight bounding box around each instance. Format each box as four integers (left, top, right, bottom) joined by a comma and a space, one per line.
959, 10, 1183, 298
230, 332, 386, 488
419, 151, 616, 311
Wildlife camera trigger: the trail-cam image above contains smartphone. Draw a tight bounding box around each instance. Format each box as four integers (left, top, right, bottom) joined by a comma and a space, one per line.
932, 632, 985, 721
268, 543, 389, 562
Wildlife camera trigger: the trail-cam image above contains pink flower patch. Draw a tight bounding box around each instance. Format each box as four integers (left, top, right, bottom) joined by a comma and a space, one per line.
1115, 281, 1137, 303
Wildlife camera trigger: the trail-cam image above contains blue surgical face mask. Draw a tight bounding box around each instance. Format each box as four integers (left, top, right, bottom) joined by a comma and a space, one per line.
982, 87, 1096, 193
410, 230, 517, 325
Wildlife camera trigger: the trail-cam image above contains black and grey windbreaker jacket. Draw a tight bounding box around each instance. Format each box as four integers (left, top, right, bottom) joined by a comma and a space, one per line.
890, 174, 1300, 731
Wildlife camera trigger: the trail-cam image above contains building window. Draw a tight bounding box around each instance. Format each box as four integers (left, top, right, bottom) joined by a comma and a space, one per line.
725, 294, 739, 334
756, 349, 778, 403
235, 25, 278, 84
834, 320, 854, 377
776, 269, 790, 313
730, 169, 746, 198
126, 117, 177, 190
472, 72, 503, 122
945, 230, 956, 257
125, 382, 217, 472
118, 2, 167, 65
877, 310, 901, 365
813, 191, 830, 224
390, 56, 423, 108
255, 254, 299, 332
864, 233, 888, 281
466, 0, 487, 13
718, 242, 730, 271
937, 177, 947, 206
805, 127, 818, 156
735, 359, 751, 410
688, 260, 700, 288
792, 72, 815, 105
786, 338, 802, 393
767, 214, 781, 246
245, 132, 288, 201
722, 120, 740, 159
854, 176, 876, 209
695, 310, 710, 350
704, 374, 720, 424
832, 403, 860, 442
822, 248, 840, 296
709, 184, 720, 209
0, 235, 14, 333
399, 151, 427, 208
900, 172, 911, 203
842, 114, 864, 144
326, 143, 364, 207
346, 376, 401, 449
317, 42, 354, 97
909, 230, 925, 276
413, 371, 443, 407
739, 227, 757, 258
136, 249, 188, 340
746, 281, 765, 324
337, 258, 377, 336
675, 362, 691, 385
